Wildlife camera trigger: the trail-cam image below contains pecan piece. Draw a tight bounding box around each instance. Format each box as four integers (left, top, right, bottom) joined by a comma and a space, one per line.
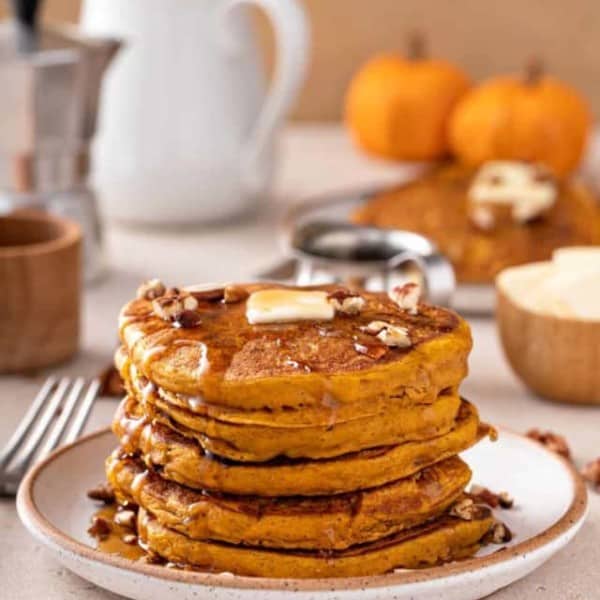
86, 483, 115, 504
98, 365, 125, 398
487, 521, 513, 544
152, 289, 200, 327
88, 516, 111, 540
186, 284, 225, 302
388, 282, 422, 315
327, 289, 366, 315
389, 282, 421, 315
114, 509, 137, 529
581, 458, 600, 489
469, 485, 514, 509
450, 498, 492, 521
526, 429, 571, 460
136, 278, 166, 301
363, 321, 412, 348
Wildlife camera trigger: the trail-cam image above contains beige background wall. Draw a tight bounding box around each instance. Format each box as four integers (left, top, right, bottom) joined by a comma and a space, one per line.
3, 0, 599, 119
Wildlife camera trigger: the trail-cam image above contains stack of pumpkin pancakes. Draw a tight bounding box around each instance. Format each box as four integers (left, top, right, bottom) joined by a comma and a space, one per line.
105, 281, 496, 578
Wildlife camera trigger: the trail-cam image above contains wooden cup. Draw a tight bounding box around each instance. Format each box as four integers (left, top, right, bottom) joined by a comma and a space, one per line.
0, 211, 81, 373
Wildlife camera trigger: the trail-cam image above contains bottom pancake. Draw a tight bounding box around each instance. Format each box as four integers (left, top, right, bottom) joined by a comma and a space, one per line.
114, 398, 485, 496
137, 507, 493, 578
107, 453, 471, 550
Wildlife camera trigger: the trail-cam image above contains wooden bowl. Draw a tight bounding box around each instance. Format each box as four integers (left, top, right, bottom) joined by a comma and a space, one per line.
496, 269, 600, 405
0, 211, 81, 373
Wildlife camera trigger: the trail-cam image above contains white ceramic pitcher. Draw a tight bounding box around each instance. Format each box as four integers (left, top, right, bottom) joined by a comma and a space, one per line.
81, 0, 309, 224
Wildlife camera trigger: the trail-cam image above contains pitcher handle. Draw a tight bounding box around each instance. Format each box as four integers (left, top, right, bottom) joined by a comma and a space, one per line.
387, 250, 456, 307
219, 0, 310, 195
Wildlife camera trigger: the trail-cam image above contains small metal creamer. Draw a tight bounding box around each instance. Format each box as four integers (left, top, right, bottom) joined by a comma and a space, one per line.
258, 219, 456, 306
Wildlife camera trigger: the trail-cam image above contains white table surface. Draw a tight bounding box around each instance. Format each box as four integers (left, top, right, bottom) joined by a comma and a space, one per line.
1, 124, 598, 600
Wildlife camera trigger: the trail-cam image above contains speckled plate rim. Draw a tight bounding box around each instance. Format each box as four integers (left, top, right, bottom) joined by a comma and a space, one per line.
17, 427, 588, 593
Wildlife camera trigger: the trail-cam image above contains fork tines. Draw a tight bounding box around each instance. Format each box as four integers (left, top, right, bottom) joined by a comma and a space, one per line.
0, 377, 100, 496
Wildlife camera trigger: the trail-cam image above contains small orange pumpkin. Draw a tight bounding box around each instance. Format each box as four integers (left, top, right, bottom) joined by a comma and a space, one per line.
345, 35, 471, 161
449, 61, 591, 177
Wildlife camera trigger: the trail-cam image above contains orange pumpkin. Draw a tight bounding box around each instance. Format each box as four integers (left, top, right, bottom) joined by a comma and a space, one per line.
345, 36, 471, 161
449, 61, 591, 177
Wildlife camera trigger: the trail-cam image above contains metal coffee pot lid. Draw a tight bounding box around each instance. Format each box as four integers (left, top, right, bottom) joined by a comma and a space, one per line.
0, 20, 121, 193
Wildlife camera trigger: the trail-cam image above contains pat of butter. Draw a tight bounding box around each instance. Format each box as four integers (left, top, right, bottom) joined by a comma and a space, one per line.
246, 289, 335, 324
469, 161, 556, 223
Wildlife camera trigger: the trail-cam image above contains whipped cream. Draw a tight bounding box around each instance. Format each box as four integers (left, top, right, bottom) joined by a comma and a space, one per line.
469, 161, 557, 225
497, 247, 600, 320
246, 289, 335, 324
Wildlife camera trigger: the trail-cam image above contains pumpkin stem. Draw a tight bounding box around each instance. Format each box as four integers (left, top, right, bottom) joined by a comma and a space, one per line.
524, 58, 544, 85
407, 31, 427, 60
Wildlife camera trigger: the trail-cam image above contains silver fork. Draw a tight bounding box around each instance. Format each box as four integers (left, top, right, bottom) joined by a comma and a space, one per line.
0, 376, 101, 496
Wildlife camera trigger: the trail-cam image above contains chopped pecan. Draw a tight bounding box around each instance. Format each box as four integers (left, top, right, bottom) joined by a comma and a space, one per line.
98, 365, 125, 398
186, 284, 225, 302
175, 310, 201, 329
136, 278, 166, 301
327, 289, 366, 316
450, 498, 492, 521
363, 321, 412, 348
114, 509, 137, 529
498, 491, 514, 509
88, 516, 111, 540
86, 483, 115, 504
389, 283, 421, 315
152, 289, 200, 327
581, 458, 600, 489
487, 521, 513, 544
469, 485, 514, 509
526, 429, 571, 460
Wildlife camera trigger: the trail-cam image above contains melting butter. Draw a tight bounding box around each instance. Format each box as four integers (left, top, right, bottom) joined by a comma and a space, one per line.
469, 161, 556, 223
246, 289, 334, 324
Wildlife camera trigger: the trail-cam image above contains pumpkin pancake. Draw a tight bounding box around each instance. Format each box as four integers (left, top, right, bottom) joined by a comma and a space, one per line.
118, 347, 460, 428
137, 507, 494, 578
131, 388, 461, 462
107, 454, 471, 550
113, 397, 484, 496
352, 163, 600, 283
119, 283, 472, 408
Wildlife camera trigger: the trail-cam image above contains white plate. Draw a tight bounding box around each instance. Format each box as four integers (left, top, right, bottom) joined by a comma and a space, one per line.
17, 428, 587, 600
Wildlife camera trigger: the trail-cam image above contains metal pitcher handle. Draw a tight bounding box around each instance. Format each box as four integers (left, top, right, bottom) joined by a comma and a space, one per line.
387, 250, 455, 307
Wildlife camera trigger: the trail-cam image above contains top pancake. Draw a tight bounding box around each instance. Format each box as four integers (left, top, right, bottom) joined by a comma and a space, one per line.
119, 283, 471, 408
352, 163, 600, 283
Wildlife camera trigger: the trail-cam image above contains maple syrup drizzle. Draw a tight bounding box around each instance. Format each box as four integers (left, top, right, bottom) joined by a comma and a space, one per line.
117, 285, 459, 404
89, 505, 146, 562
